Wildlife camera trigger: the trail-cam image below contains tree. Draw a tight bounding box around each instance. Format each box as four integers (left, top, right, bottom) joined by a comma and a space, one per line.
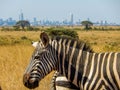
81, 20, 93, 30
15, 20, 30, 30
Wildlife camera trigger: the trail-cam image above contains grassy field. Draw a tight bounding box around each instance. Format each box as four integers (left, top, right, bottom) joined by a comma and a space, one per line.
0, 31, 120, 90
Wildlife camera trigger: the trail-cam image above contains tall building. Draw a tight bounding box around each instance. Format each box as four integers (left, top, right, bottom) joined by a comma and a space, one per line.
70, 13, 73, 25
33, 17, 38, 26
34, 17, 37, 22
0, 19, 3, 25
19, 11, 24, 20
101, 20, 103, 25
105, 20, 108, 25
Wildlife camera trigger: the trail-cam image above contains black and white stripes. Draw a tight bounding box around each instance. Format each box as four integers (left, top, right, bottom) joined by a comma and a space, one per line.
23, 32, 120, 90
51, 71, 80, 90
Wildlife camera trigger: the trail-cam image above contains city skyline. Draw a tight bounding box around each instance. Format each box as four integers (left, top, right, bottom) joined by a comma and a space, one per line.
0, 0, 120, 24
0, 12, 119, 26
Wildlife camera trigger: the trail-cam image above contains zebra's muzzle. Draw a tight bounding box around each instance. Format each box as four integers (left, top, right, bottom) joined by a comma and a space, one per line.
23, 73, 39, 89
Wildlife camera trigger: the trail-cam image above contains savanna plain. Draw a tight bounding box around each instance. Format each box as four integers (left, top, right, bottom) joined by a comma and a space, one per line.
0, 29, 120, 90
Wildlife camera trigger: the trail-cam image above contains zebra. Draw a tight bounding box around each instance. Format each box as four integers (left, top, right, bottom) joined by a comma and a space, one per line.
31, 37, 93, 90
23, 32, 120, 90
31, 39, 92, 90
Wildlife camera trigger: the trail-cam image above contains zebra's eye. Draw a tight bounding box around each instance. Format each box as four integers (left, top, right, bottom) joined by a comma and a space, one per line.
34, 56, 40, 59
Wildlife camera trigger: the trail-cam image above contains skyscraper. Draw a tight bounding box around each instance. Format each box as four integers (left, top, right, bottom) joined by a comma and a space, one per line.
70, 13, 73, 25
33, 17, 38, 26
19, 11, 24, 20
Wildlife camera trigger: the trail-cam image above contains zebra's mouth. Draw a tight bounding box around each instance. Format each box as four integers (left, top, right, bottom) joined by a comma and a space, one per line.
24, 78, 39, 89
23, 74, 39, 89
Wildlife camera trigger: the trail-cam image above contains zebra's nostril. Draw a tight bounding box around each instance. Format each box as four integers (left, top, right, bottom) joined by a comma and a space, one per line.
29, 78, 36, 83
23, 73, 30, 85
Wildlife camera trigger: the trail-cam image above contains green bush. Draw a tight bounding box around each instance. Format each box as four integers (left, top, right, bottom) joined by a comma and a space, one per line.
45, 27, 79, 39
26, 26, 40, 31
26, 26, 34, 31
1, 27, 14, 31
13, 25, 20, 31
21, 36, 28, 40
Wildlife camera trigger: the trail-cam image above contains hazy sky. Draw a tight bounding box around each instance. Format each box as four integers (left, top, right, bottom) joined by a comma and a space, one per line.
0, 0, 120, 23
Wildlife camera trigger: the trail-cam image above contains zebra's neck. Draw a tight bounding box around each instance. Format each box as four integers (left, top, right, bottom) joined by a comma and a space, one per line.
50, 38, 95, 87
57, 45, 93, 75
49, 38, 93, 75
56, 39, 94, 85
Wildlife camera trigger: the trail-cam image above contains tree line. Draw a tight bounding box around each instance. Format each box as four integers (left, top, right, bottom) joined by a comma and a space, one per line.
9, 20, 120, 31
13, 20, 93, 30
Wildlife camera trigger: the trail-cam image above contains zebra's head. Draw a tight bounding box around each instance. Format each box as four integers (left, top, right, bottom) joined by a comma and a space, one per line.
23, 32, 57, 89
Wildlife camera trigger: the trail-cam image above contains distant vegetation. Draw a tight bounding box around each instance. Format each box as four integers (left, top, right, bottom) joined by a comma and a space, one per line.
0, 25, 120, 31
81, 20, 93, 30
15, 20, 30, 30
45, 27, 79, 39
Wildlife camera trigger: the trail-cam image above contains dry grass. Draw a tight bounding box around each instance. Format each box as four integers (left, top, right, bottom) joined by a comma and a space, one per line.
0, 45, 54, 90
0, 31, 41, 40
77, 31, 120, 52
0, 45, 32, 90
0, 31, 120, 90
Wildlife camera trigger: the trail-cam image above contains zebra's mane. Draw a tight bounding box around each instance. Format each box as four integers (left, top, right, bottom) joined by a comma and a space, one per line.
51, 36, 93, 53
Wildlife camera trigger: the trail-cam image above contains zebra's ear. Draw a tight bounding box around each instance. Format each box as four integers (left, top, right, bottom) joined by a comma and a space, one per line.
40, 32, 49, 47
